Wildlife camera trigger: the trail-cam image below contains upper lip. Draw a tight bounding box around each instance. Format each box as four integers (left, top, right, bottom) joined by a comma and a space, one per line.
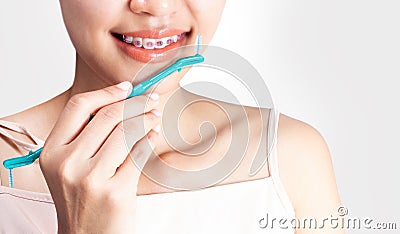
114, 28, 190, 39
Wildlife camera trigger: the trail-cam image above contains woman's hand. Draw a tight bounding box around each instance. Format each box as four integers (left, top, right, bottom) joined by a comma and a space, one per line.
39, 81, 161, 233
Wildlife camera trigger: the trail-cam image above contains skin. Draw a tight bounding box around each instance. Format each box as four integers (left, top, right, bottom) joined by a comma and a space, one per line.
0, 0, 344, 233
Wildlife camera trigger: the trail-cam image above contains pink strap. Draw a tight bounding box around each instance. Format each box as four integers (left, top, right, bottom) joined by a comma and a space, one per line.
0, 120, 44, 151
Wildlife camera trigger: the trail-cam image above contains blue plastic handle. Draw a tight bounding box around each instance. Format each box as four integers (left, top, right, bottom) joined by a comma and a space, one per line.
127, 53, 204, 98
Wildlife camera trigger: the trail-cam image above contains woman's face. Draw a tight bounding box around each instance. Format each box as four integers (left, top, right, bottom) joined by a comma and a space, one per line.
59, 0, 226, 94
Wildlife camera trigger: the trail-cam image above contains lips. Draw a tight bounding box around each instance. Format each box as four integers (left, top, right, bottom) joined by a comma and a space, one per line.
111, 28, 190, 63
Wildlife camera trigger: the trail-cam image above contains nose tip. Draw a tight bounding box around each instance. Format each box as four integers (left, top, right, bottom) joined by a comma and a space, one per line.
129, 0, 180, 17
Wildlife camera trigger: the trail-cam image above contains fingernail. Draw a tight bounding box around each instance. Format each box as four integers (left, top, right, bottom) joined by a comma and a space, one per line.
151, 109, 161, 117
153, 124, 161, 133
146, 93, 159, 101
116, 81, 132, 91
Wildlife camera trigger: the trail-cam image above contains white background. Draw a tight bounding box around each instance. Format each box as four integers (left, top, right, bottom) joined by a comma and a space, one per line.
1, 1, 399, 233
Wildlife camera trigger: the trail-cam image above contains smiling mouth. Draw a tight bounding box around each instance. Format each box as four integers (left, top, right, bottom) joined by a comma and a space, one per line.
111, 29, 190, 63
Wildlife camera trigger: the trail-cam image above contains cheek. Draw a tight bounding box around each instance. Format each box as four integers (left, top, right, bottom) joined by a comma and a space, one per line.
59, 0, 129, 83
60, 0, 118, 50
186, 0, 226, 43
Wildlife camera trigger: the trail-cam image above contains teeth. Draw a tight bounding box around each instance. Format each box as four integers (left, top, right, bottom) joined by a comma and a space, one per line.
166, 37, 174, 45
155, 38, 168, 49
143, 38, 155, 49
133, 37, 142, 47
122, 35, 133, 44
177, 32, 186, 40
119, 33, 186, 49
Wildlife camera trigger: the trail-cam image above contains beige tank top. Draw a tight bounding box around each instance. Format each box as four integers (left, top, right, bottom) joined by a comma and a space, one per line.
0, 108, 295, 233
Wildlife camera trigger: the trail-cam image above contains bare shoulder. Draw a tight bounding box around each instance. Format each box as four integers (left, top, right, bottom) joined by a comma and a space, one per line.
276, 113, 344, 233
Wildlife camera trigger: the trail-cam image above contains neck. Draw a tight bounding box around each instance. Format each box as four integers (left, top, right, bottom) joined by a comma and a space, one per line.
68, 54, 114, 97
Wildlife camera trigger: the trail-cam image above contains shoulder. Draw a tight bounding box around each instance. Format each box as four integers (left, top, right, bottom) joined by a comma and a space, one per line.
0, 115, 25, 154
0, 112, 37, 164
277, 113, 331, 163
276, 113, 343, 224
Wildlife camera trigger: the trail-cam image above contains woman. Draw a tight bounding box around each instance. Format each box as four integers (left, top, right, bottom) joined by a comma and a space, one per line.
0, 0, 343, 233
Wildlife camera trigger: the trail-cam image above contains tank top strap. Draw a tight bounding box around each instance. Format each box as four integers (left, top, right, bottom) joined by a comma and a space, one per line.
267, 108, 280, 178
0, 120, 44, 151
266, 108, 296, 216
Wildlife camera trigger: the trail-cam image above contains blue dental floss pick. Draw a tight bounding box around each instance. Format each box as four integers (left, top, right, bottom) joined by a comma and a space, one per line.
127, 53, 204, 98
2, 35, 204, 173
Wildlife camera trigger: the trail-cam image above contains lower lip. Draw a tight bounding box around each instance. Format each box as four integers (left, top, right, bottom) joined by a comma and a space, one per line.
112, 33, 188, 63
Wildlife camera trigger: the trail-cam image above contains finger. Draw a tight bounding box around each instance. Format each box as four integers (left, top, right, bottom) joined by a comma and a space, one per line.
71, 94, 160, 158
89, 112, 161, 179
46, 81, 132, 146
111, 129, 159, 188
